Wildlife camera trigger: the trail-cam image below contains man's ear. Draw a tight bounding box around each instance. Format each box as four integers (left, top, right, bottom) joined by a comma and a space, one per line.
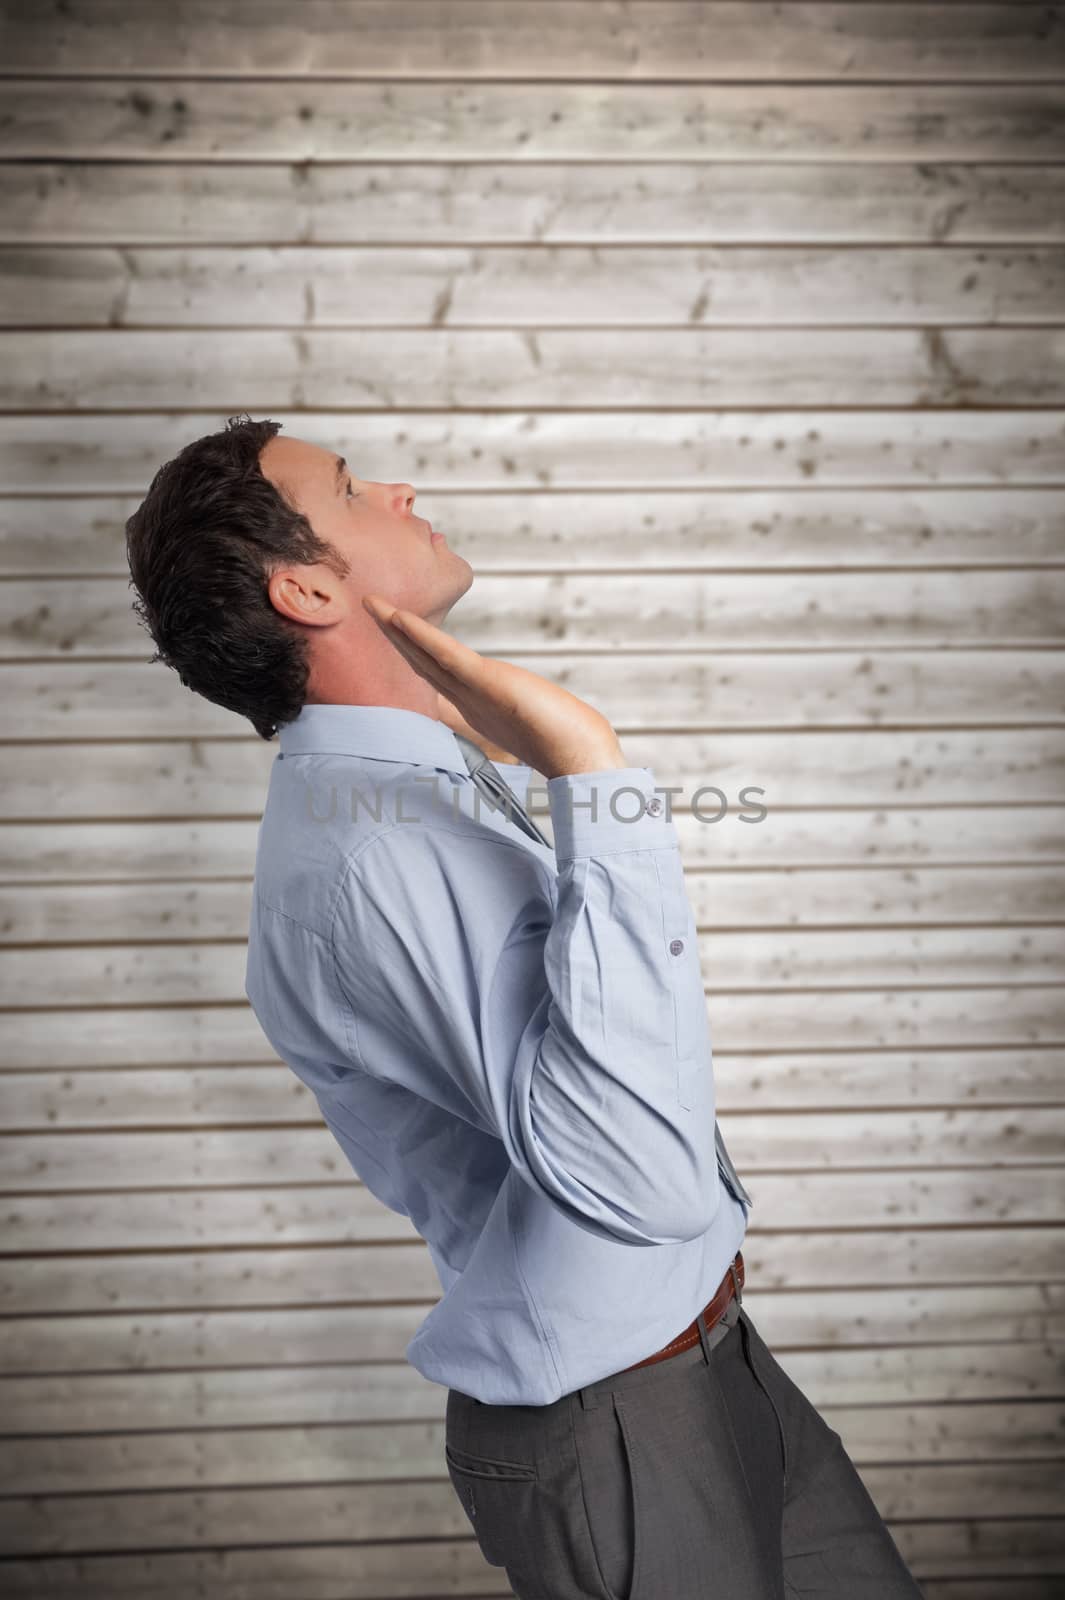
267, 566, 343, 627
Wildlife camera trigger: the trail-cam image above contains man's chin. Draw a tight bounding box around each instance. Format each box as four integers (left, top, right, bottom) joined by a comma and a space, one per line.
428, 558, 474, 628
451, 552, 475, 591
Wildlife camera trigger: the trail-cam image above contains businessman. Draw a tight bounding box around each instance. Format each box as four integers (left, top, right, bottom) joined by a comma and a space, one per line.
126, 414, 924, 1599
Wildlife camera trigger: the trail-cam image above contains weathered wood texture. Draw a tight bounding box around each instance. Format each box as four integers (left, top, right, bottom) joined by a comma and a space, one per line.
4, 80, 1065, 162
0, 3, 1063, 1596
5, 245, 1065, 326
3, 4, 1064, 81
7, 326, 1065, 407
6, 161, 1065, 245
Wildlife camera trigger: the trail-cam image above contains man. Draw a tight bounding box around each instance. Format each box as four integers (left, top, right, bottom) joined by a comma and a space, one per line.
126, 414, 925, 1598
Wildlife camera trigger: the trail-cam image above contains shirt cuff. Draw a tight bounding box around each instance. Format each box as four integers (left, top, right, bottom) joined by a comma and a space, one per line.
544, 767, 678, 859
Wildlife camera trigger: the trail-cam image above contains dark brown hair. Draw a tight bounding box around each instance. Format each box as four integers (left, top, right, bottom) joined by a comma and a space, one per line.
125, 414, 350, 740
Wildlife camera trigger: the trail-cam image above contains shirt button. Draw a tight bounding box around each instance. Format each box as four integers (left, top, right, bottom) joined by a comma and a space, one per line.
670, 938, 684, 956
646, 796, 663, 815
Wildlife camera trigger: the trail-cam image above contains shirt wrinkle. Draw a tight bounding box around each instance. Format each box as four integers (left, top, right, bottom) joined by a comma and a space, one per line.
244, 702, 748, 1405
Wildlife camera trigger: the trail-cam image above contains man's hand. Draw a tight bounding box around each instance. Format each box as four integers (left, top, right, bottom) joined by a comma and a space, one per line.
362, 596, 627, 779
435, 690, 522, 766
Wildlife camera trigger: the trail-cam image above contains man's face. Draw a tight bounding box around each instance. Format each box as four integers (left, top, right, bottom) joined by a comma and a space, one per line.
259, 433, 472, 628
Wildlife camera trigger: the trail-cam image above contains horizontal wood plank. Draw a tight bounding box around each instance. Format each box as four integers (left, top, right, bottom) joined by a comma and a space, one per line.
4, 1337, 1062, 1434
2, 1403, 1064, 1509
919, 1581, 1065, 1600
4, 327, 1065, 409
6, 161, 1065, 246
3, 1166, 1061, 1252
3, 1043, 1062, 1117
2, 984, 1060, 1068
5, 1284, 1063, 1375
3, 650, 1063, 737
3, 808, 1061, 879
0, 1540, 505, 1597
5, 489, 1065, 576
1, 732, 1060, 821
2, 1112, 1063, 1197
4, 82, 1065, 162
4, 412, 1063, 493
1, 926, 1061, 1010
4, 572, 1065, 657
5, 245, 1065, 328
4, 866, 1062, 945
11, 1519, 1061, 1600
4, 3, 1063, 82
2, 1230, 1065, 1319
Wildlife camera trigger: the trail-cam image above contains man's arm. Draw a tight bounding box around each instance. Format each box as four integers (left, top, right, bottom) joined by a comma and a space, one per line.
329, 768, 722, 1247
434, 690, 523, 764
362, 593, 628, 781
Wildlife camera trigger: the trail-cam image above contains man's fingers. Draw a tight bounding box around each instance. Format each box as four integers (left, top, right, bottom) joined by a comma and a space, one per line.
365, 598, 482, 686
362, 599, 454, 689
363, 598, 528, 740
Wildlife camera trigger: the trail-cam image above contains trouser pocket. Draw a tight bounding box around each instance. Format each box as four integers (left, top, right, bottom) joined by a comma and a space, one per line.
445, 1390, 593, 1593
737, 1310, 789, 1484
444, 1439, 539, 1569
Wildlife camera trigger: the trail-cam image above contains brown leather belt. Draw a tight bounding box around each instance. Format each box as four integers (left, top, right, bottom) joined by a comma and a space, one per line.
622, 1251, 745, 1372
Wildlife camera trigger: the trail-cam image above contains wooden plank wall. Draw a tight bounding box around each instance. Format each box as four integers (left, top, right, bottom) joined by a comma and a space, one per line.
0, 2, 1063, 1594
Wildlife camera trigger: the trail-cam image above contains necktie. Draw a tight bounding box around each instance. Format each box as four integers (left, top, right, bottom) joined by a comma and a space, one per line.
451, 731, 553, 848
715, 1127, 753, 1211
451, 731, 752, 1212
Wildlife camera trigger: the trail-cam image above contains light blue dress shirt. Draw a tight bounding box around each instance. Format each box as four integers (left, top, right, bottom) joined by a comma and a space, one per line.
244, 702, 748, 1405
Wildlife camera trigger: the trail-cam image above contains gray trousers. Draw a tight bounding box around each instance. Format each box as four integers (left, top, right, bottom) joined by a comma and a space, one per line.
445, 1288, 926, 1598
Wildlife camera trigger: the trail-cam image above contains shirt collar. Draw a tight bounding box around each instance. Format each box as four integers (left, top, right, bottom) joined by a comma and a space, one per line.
278, 702, 472, 775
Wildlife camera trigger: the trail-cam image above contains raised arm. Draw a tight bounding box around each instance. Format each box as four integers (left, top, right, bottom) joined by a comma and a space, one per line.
332, 599, 723, 1244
